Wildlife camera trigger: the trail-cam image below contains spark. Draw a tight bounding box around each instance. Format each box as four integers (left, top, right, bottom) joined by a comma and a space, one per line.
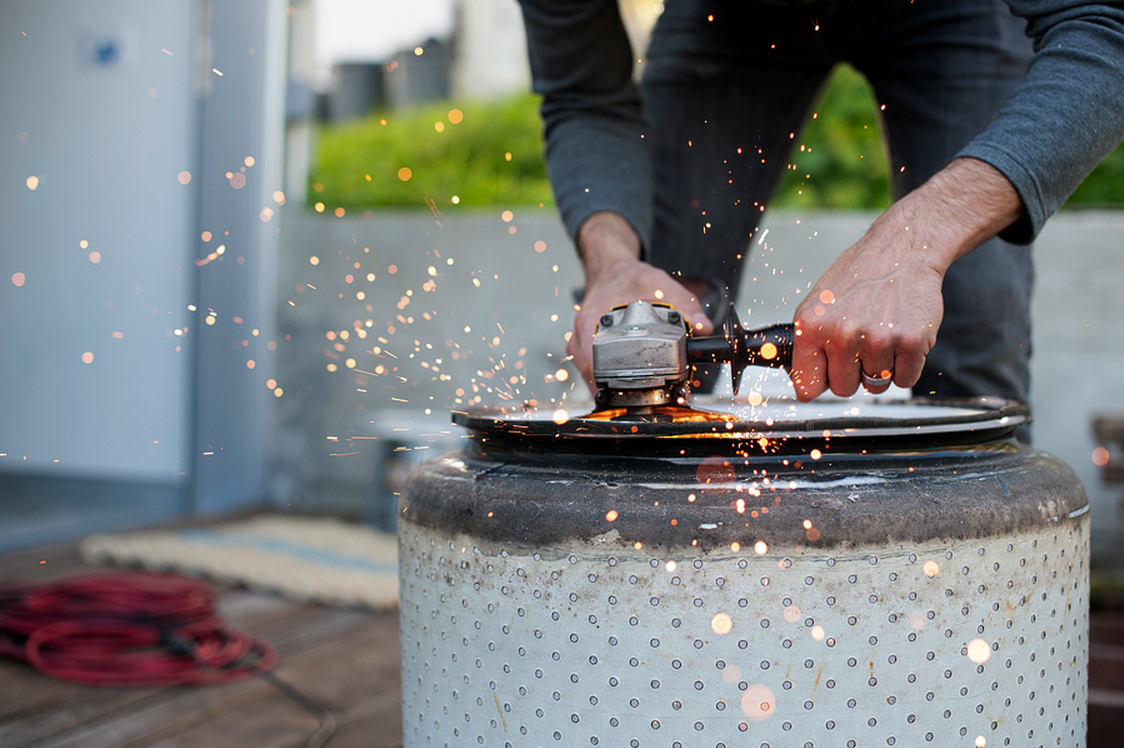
711, 612, 733, 635
966, 638, 992, 664
740, 684, 775, 722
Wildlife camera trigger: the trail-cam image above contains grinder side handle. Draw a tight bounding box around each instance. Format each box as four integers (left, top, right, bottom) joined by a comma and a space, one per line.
686, 307, 793, 395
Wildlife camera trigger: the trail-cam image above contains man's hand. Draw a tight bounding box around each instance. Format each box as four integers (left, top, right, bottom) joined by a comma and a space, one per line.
790, 158, 1026, 401
568, 212, 715, 391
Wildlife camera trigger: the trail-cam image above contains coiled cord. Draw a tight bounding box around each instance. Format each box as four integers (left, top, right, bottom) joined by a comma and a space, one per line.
0, 570, 276, 686
0, 570, 335, 747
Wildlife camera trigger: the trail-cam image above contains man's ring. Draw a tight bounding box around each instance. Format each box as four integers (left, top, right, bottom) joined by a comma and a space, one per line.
862, 368, 893, 388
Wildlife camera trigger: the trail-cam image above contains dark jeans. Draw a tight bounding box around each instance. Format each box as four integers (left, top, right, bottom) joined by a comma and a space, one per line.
642, 0, 1035, 404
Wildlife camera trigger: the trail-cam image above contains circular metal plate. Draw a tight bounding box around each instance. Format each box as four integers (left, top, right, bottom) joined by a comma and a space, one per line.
452, 397, 1029, 455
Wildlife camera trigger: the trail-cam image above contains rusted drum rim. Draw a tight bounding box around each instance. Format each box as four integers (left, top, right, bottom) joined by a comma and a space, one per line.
404, 398, 1085, 552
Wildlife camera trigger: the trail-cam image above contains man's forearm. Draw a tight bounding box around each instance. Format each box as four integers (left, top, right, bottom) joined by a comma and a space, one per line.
888, 157, 1026, 274
577, 212, 643, 281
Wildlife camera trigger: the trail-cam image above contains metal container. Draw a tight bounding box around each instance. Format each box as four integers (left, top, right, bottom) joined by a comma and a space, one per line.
398, 398, 1089, 748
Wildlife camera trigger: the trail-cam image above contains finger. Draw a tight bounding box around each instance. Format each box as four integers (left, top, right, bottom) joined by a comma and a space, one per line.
790, 322, 828, 402
826, 347, 863, 398
859, 365, 894, 394
566, 320, 595, 390
891, 351, 926, 390
857, 341, 895, 394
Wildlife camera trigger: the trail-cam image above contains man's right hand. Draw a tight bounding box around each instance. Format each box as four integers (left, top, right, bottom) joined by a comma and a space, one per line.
567, 212, 714, 392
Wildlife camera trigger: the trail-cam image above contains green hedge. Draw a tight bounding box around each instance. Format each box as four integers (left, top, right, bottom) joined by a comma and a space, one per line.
310, 96, 552, 210
309, 65, 1124, 211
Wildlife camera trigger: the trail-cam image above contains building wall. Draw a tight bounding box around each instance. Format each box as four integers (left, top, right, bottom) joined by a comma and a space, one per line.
0, 0, 290, 550
0, 0, 197, 481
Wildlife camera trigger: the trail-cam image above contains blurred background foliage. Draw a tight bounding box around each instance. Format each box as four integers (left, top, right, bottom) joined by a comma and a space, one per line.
309, 64, 1124, 212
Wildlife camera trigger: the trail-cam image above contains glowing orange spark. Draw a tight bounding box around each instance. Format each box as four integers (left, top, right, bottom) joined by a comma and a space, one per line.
711, 612, 733, 635
740, 684, 775, 721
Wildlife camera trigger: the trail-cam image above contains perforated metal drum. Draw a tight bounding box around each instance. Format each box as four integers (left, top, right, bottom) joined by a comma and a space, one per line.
398, 398, 1089, 748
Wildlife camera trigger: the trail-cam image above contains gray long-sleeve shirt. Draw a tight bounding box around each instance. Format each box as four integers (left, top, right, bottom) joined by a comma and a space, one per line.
518, 0, 1124, 249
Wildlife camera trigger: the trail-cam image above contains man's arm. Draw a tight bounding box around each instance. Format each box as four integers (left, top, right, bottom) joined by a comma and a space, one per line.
517, 0, 713, 389
793, 1, 1124, 400
517, 0, 653, 247
566, 212, 714, 389
964, 1, 1124, 243
790, 158, 1024, 400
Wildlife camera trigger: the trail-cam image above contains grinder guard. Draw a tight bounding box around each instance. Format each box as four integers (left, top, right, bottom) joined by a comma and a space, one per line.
591, 300, 794, 413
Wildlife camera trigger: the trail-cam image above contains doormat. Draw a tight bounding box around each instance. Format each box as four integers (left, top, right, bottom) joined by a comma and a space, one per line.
79, 515, 399, 611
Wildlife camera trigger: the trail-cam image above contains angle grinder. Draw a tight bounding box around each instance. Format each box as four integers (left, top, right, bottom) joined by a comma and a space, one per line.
591, 300, 794, 415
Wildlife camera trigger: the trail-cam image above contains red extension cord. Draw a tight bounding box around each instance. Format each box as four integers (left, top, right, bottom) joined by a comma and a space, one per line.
0, 570, 278, 687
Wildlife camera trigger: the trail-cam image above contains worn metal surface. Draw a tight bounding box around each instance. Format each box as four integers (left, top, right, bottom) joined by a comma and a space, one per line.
399, 399, 1090, 748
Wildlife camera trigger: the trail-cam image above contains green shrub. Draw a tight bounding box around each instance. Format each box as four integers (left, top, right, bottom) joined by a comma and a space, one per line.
308, 67, 1122, 211
309, 95, 552, 210
770, 65, 891, 210
1067, 140, 1124, 207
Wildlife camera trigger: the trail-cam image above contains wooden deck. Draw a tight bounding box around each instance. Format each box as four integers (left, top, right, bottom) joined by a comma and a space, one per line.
0, 539, 403, 748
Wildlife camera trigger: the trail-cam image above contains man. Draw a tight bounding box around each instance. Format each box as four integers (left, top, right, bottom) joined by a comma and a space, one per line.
516, 0, 1124, 403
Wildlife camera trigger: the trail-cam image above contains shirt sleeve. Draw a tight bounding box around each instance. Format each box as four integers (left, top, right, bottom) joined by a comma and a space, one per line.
958, 1, 1124, 244
516, 0, 655, 252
